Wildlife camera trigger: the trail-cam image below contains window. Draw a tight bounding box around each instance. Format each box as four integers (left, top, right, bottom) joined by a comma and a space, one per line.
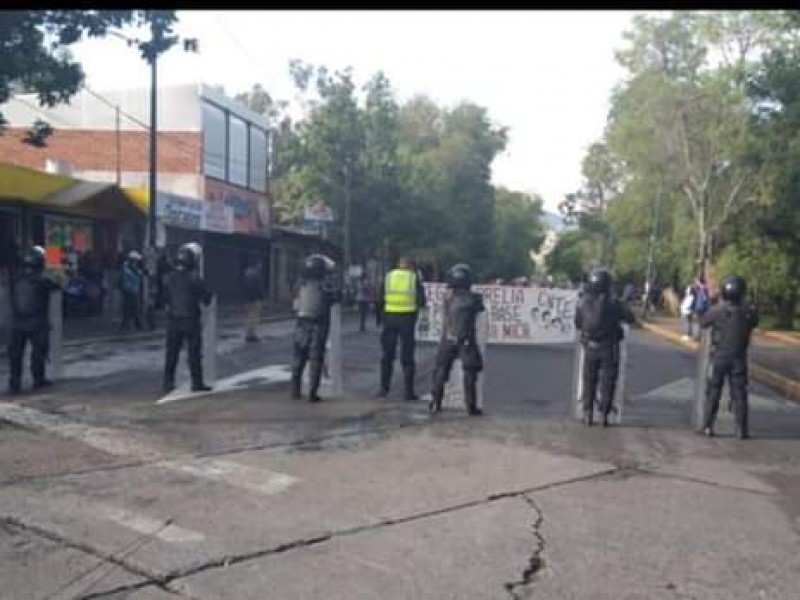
203, 102, 226, 179
249, 127, 268, 193
228, 115, 248, 187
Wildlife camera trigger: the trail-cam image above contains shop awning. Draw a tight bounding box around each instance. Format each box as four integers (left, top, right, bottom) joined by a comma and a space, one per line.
0, 162, 143, 220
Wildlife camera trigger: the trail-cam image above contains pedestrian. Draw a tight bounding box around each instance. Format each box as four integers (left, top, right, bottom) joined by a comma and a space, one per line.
355, 274, 376, 332
119, 250, 144, 332
7, 246, 61, 394
376, 256, 426, 400
290, 254, 341, 402
429, 263, 485, 416
699, 275, 758, 439
681, 275, 710, 340
574, 268, 635, 427
162, 243, 213, 394
244, 259, 265, 343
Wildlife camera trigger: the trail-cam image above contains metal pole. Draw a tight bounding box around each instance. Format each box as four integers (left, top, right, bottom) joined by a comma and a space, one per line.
148, 54, 158, 250
642, 177, 663, 320
343, 163, 351, 290
115, 105, 121, 186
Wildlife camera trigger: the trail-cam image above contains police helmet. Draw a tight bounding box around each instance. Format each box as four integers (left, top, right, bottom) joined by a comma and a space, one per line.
446, 263, 472, 290
176, 244, 197, 271
587, 268, 612, 295
303, 254, 335, 279
721, 275, 746, 304
127, 250, 143, 262
22, 246, 46, 271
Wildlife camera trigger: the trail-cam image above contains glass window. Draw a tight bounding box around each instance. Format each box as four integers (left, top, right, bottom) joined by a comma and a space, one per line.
228, 115, 248, 187
249, 126, 267, 193
203, 102, 226, 179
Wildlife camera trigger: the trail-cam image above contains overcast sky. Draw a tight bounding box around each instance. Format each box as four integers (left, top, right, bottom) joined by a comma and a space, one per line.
70, 10, 653, 212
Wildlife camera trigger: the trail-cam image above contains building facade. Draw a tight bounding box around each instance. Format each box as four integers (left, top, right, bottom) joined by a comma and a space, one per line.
0, 84, 276, 304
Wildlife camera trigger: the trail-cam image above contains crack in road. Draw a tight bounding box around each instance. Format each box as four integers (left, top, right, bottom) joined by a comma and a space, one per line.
504, 494, 546, 600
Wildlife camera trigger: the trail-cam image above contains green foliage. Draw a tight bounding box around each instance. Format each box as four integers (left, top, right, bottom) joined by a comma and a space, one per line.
0, 11, 179, 122
492, 188, 545, 280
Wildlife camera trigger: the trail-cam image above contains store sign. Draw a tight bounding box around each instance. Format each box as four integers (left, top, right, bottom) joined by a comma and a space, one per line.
416, 283, 579, 345
203, 201, 235, 234
205, 178, 270, 235
157, 193, 204, 231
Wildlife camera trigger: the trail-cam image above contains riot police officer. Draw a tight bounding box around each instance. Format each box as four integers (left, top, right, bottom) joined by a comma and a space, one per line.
699, 275, 758, 439
574, 268, 635, 427
7, 246, 61, 394
291, 254, 341, 402
429, 263, 485, 416
162, 243, 213, 394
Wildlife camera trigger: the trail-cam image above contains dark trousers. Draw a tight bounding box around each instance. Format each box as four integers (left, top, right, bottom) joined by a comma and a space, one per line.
8, 328, 49, 390
581, 342, 619, 416
291, 318, 329, 397
431, 342, 481, 410
163, 320, 203, 388
358, 301, 370, 331
705, 357, 748, 434
380, 312, 417, 396
120, 291, 142, 331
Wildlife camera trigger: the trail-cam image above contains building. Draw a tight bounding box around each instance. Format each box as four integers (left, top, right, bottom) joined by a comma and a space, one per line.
0, 83, 283, 304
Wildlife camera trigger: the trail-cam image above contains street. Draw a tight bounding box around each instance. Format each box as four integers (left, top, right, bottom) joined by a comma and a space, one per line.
2, 316, 800, 599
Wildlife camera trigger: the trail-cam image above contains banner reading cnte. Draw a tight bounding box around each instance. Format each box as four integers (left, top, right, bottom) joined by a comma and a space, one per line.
415, 283, 579, 345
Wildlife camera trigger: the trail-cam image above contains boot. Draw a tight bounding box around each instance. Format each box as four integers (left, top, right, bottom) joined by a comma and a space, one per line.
601, 414, 609, 428
403, 366, 418, 401
162, 381, 176, 394
191, 383, 212, 392
582, 411, 593, 427
290, 375, 302, 400
379, 361, 392, 398
308, 360, 324, 403
429, 394, 442, 414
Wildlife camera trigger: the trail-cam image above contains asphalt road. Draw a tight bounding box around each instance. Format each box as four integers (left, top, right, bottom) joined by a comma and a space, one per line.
1, 317, 799, 600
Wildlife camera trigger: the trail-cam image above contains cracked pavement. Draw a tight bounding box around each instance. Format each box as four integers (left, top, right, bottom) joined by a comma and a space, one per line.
1, 318, 800, 599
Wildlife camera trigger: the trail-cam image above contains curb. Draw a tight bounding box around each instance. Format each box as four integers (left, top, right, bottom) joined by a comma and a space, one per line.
756, 329, 800, 347
639, 321, 800, 404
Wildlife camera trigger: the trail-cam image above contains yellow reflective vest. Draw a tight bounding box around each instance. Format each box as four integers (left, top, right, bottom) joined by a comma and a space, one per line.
384, 268, 418, 314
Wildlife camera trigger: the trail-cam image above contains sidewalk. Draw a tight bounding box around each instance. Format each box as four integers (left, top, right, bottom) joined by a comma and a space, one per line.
640, 313, 800, 402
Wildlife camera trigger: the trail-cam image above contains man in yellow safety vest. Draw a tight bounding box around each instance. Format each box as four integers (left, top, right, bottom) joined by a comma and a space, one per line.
376, 256, 427, 400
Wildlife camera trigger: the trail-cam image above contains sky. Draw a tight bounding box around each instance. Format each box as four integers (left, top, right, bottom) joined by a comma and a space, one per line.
70, 10, 648, 213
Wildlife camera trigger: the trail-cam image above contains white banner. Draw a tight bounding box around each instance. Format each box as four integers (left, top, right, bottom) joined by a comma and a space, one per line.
415, 283, 579, 345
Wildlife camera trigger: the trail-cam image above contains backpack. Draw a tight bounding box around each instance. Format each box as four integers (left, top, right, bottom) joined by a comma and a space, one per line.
580, 296, 610, 342
692, 285, 709, 315
12, 277, 44, 318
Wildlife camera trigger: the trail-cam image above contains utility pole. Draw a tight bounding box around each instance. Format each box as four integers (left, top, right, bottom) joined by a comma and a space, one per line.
343, 161, 352, 291
147, 41, 158, 253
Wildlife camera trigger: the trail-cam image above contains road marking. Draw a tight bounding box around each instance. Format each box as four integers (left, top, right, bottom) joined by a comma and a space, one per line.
0, 401, 163, 459
637, 377, 798, 412
157, 457, 300, 496
92, 504, 205, 543
157, 364, 293, 405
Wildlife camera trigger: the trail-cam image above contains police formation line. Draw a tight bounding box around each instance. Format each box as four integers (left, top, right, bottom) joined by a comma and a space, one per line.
6, 246, 758, 439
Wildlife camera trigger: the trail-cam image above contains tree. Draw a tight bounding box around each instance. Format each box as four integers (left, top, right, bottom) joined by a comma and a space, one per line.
492, 188, 545, 280
0, 11, 178, 123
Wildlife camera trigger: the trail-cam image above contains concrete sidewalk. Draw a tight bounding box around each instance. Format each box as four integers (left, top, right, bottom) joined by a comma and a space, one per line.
640, 313, 800, 402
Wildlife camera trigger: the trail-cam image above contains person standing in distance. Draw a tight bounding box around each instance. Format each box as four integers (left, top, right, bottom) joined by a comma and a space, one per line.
119, 250, 144, 332
376, 256, 427, 400
574, 268, 635, 427
290, 254, 341, 402
699, 275, 758, 439
429, 263, 485, 416
244, 259, 265, 343
7, 246, 61, 394
162, 243, 213, 394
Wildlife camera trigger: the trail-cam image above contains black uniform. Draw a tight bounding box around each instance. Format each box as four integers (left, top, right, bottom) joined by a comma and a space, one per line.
430, 288, 485, 414
291, 276, 341, 401
8, 271, 60, 392
699, 302, 758, 438
575, 293, 635, 424
377, 271, 427, 400
162, 268, 212, 391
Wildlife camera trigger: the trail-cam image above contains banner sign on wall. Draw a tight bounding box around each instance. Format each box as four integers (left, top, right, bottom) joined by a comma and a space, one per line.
415, 283, 579, 345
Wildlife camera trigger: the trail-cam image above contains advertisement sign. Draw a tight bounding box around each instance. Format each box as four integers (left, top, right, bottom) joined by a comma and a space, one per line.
157, 192, 204, 231
203, 201, 235, 233
416, 283, 579, 345
303, 202, 334, 233
204, 178, 270, 235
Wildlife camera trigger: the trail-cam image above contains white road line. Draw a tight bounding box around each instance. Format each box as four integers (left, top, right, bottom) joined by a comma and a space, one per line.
92, 504, 205, 543
157, 364, 293, 405
0, 402, 162, 459
157, 457, 300, 496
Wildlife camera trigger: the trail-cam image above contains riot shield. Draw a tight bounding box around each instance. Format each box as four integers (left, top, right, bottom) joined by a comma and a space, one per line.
202, 295, 218, 385
692, 328, 711, 431
303, 304, 344, 398
571, 324, 629, 425
48, 289, 64, 380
